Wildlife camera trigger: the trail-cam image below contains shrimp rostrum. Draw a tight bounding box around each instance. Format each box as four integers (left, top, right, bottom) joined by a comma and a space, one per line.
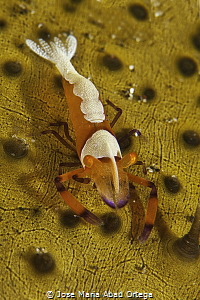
26, 35, 158, 242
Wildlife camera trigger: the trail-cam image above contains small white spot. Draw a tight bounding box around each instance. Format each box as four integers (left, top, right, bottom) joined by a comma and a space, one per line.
136, 37, 141, 42
127, 87, 135, 100
154, 11, 163, 17
37, 23, 44, 28
130, 87, 135, 94
129, 65, 135, 71
134, 131, 140, 137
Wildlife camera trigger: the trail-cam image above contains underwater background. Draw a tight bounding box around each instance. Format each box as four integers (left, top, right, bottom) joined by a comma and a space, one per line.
1, 0, 200, 299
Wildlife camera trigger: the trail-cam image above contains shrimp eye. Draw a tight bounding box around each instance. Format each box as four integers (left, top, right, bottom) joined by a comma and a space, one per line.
83, 155, 101, 168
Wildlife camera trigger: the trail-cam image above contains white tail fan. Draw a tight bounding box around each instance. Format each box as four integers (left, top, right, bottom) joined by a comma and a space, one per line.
26, 35, 77, 63
26, 36, 78, 80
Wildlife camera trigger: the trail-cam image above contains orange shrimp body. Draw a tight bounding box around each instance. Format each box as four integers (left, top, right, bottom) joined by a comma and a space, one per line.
61, 79, 114, 158
26, 35, 158, 241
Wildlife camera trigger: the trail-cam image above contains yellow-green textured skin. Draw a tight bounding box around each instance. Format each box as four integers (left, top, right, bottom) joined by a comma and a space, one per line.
0, 0, 199, 299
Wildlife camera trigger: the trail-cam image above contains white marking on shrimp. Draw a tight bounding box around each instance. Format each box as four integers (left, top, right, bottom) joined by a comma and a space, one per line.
26, 35, 105, 123
80, 130, 122, 193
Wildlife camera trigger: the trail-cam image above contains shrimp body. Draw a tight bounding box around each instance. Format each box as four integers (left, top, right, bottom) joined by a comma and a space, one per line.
26, 36, 124, 206
26, 35, 158, 241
